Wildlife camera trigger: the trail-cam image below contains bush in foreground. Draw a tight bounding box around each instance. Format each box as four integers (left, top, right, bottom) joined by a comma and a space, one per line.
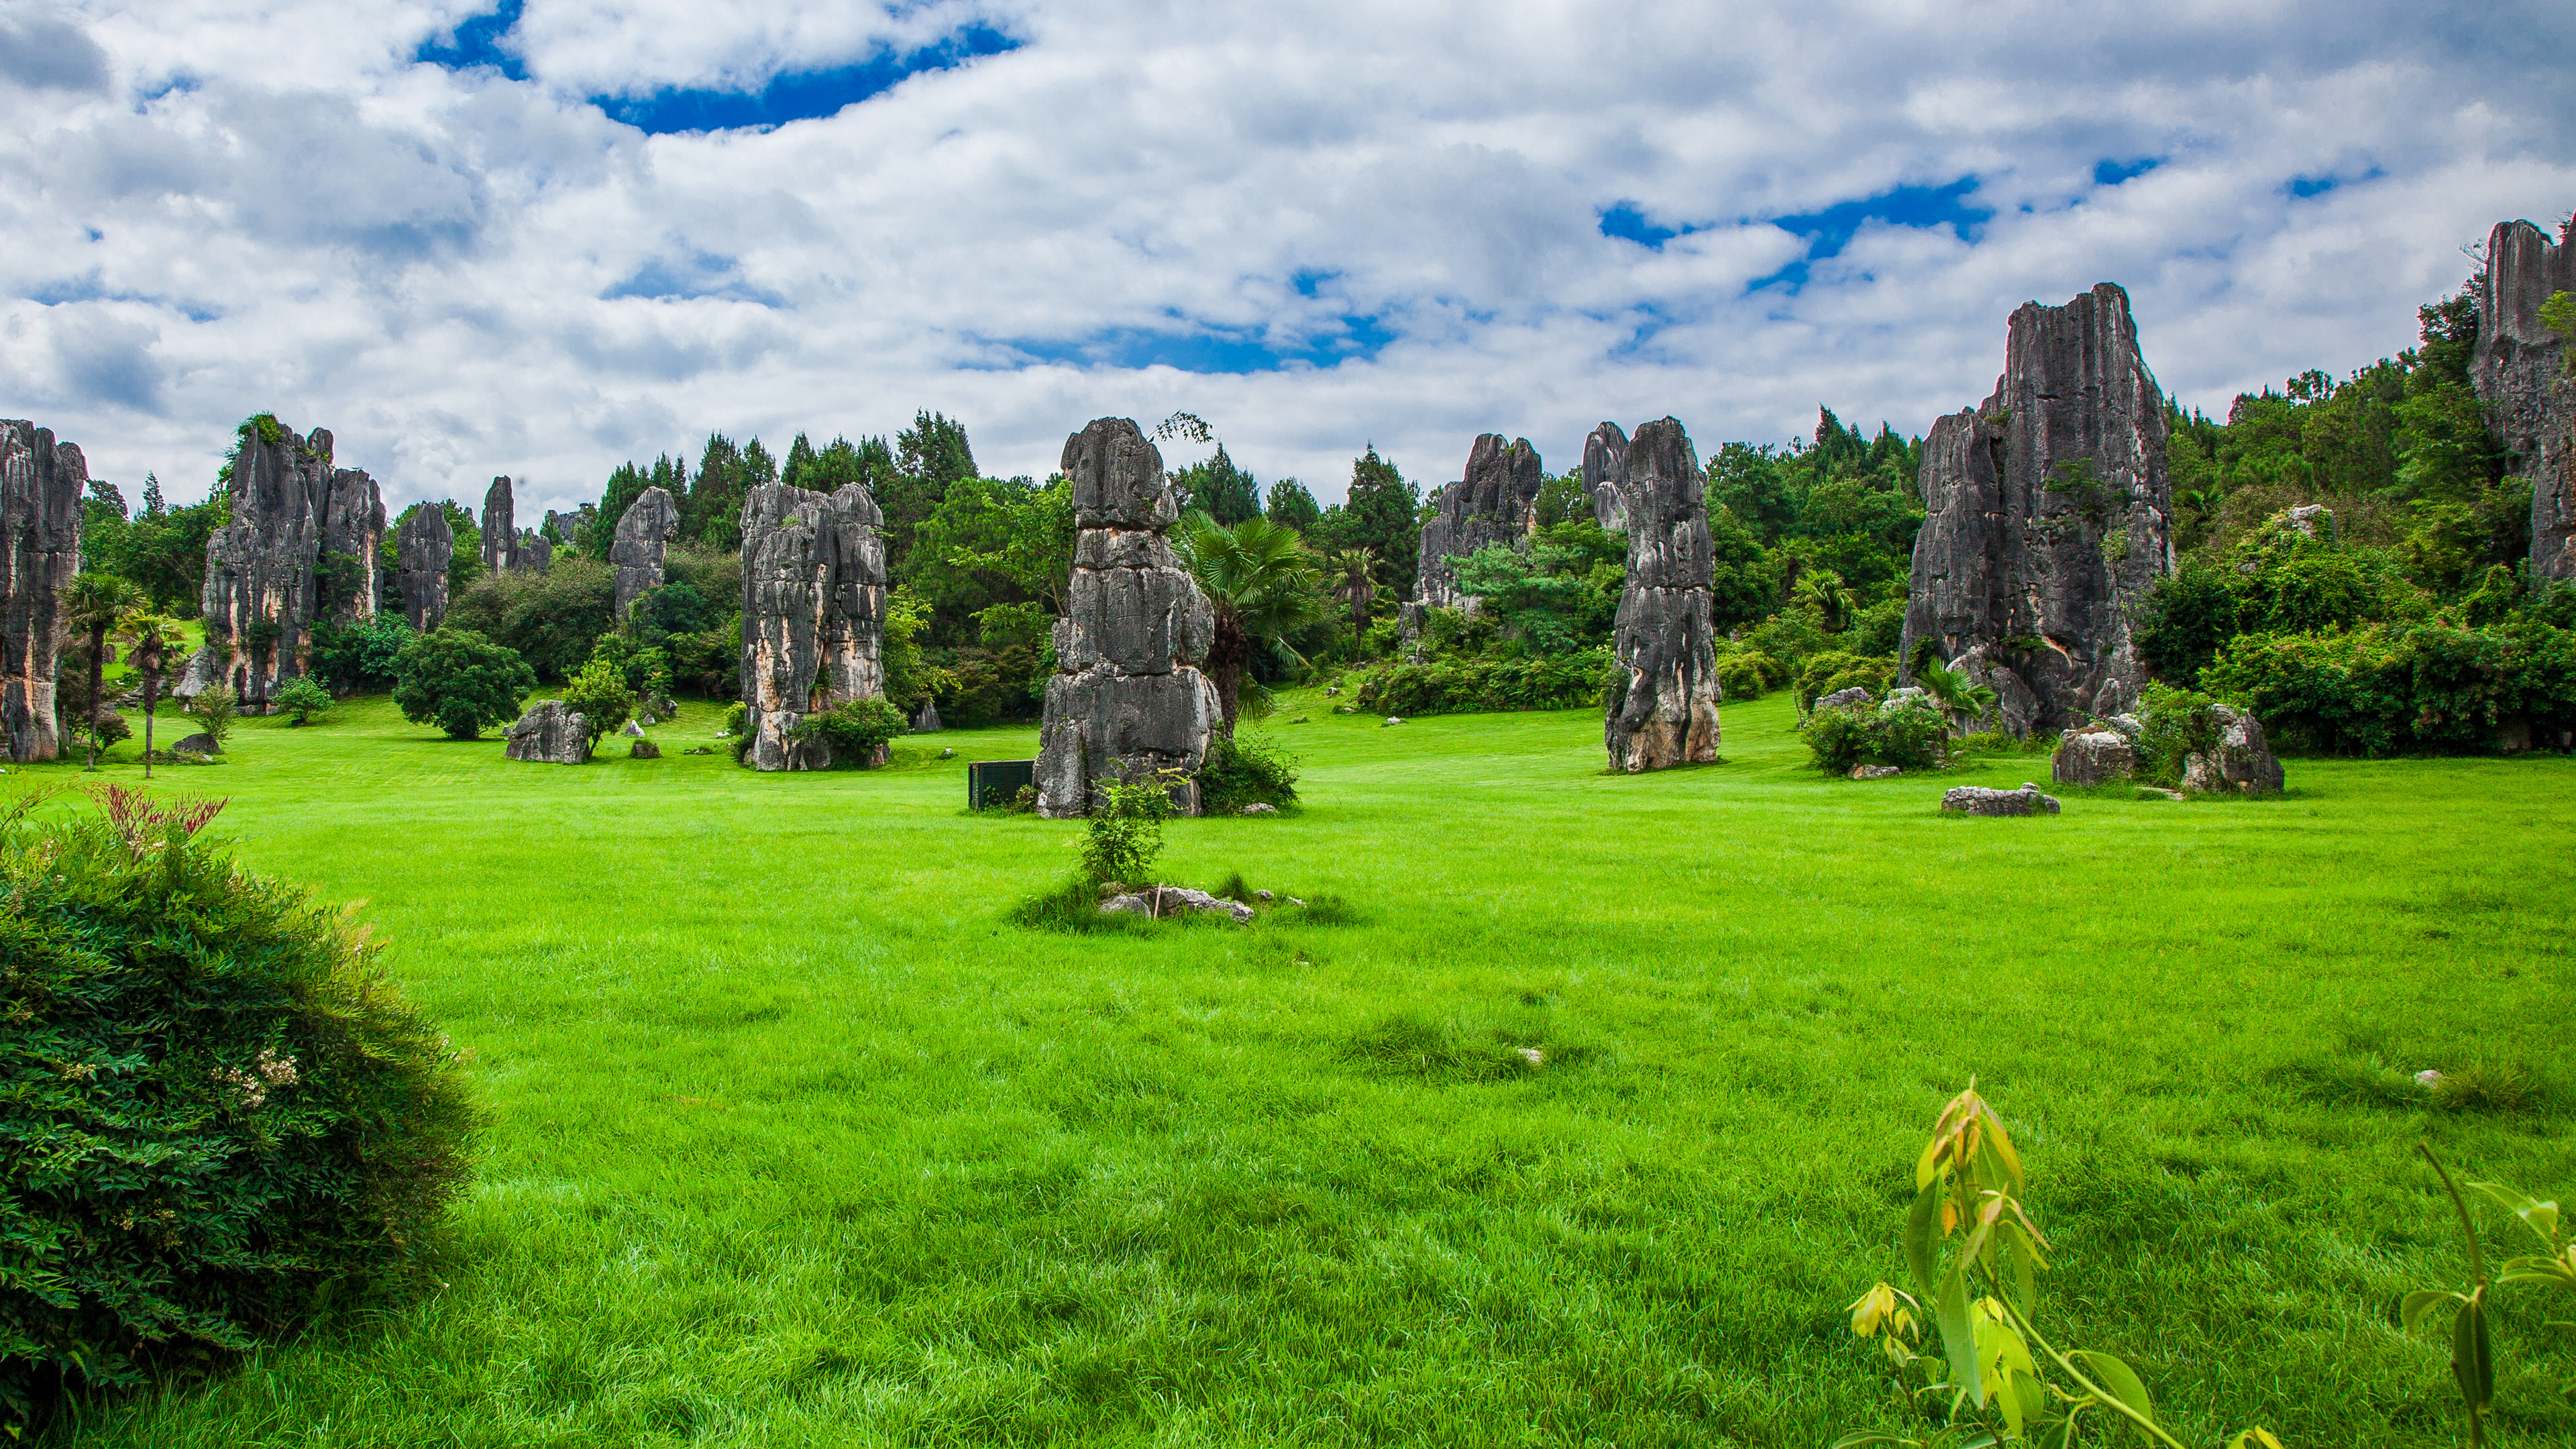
0, 788, 476, 1426
392, 629, 535, 740
1801, 696, 1947, 773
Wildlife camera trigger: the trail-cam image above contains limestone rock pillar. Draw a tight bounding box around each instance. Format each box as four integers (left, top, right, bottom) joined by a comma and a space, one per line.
1, 420, 86, 761
1603, 418, 1721, 771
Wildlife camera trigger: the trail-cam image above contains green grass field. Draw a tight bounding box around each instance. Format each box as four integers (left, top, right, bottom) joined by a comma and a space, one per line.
13, 690, 2575, 1447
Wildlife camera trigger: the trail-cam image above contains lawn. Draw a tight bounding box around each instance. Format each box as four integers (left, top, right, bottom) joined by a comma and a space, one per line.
13, 690, 2575, 1447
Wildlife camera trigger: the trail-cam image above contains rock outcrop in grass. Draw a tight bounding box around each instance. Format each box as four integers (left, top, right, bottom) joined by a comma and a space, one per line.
1601, 417, 1721, 771
1900, 283, 2176, 735
2473, 218, 2576, 580
504, 699, 589, 763
1036, 417, 1218, 818
1415, 433, 1544, 612
610, 485, 680, 620
180, 421, 384, 708
739, 478, 889, 771
1, 419, 85, 761
394, 506, 453, 631
2182, 704, 2285, 795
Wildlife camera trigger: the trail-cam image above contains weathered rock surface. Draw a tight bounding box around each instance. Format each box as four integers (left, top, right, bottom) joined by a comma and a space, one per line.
1036, 419, 1219, 817
1900, 283, 2176, 735
169, 732, 219, 757
1814, 686, 1874, 712
517, 529, 552, 573
2283, 503, 2334, 539
610, 486, 680, 620
1601, 417, 1721, 771
2473, 219, 2576, 580
180, 422, 384, 707
480, 477, 517, 576
1098, 886, 1254, 923
2181, 704, 2284, 795
1583, 421, 1630, 531
1415, 433, 1544, 610
1, 420, 85, 761
621, 718, 645, 737
912, 700, 942, 733
629, 739, 661, 760
739, 479, 888, 771
394, 506, 453, 631
1849, 764, 1900, 780
1941, 783, 2062, 816
547, 504, 598, 552
504, 700, 589, 763
2051, 727, 2136, 786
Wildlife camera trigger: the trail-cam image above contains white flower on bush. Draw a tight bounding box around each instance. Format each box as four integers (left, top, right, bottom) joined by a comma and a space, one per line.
211, 1049, 298, 1108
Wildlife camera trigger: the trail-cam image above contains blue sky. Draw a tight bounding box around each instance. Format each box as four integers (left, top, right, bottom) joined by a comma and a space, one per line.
3, 0, 2573, 515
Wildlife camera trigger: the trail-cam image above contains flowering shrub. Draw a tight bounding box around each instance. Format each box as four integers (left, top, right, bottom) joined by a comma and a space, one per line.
0, 788, 477, 1426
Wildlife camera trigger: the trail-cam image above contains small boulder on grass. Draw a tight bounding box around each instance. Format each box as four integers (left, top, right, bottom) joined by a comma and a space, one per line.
1098, 887, 1253, 923
629, 739, 661, 759
169, 733, 219, 758
1941, 782, 2061, 816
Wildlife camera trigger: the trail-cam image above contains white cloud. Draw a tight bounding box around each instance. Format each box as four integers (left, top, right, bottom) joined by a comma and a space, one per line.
1, 0, 2571, 519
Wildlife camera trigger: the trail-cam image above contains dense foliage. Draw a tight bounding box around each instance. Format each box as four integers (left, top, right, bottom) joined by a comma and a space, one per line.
2202, 620, 2576, 756
444, 557, 617, 685
308, 616, 415, 697
1196, 733, 1299, 813
392, 631, 535, 740
0, 789, 475, 1424
1350, 649, 1615, 717
1798, 694, 1948, 773
789, 698, 908, 767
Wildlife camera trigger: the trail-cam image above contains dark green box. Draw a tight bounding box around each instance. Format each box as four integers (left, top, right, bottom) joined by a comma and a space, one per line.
969, 758, 1036, 810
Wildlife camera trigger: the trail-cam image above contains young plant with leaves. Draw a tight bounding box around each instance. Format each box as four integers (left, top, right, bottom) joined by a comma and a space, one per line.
117, 612, 187, 780
57, 573, 140, 769
1172, 511, 1326, 735
2404, 1144, 2576, 1448
1839, 1083, 2282, 1448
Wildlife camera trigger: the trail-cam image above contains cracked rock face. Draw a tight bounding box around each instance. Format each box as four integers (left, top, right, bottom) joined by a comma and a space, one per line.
481, 477, 517, 576
1415, 433, 1544, 610
2051, 727, 2136, 786
1582, 421, 1630, 531
1037, 418, 1218, 817
611, 485, 680, 620
1601, 417, 1721, 771
504, 700, 589, 763
739, 480, 888, 771
2, 420, 85, 761
1900, 283, 2176, 736
395, 506, 453, 631
181, 423, 384, 705
1941, 784, 2062, 816
2181, 704, 2284, 795
2473, 219, 2576, 580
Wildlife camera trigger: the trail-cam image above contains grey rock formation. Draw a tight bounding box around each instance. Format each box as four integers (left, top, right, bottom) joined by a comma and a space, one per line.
517, 529, 552, 573
2051, 727, 2136, 786
1900, 283, 2176, 736
181, 422, 384, 707
546, 504, 598, 552
1099, 886, 1254, 922
2283, 504, 2334, 539
480, 477, 517, 576
621, 718, 645, 737
1036, 418, 1220, 817
504, 700, 589, 763
2181, 704, 2284, 795
629, 739, 661, 760
169, 732, 219, 757
1602, 417, 1721, 771
1941, 783, 2062, 816
1850, 764, 1901, 780
739, 479, 888, 771
2473, 219, 2576, 580
1415, 433, 1544, 610
610, 485, 680, 620
394, 506, 453, 631
1814, 686, 1874, 712
912, 699, 942, 733
1, 420, 85, 761
1583, 421, 1630, 531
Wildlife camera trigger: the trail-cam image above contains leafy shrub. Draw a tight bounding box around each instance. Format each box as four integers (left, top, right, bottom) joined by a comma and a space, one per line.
1799, 695, 1947, 772
2135, 682, 2221, 786
441, 556, 616, 684
788, 697, 907, 767
182, 683, 238, 751
1081, 773, 1174, 885
1712, 643, 1786, 700
1351, 647, 1613, 716
2201, 621, 2576, 755
1198, 733, 1298, 812
392, 629, 535, 741
307, 616, 413, 696
272, 676, 333, 726
559, 657, 635, 748
1794, 650, 1895, 710
0, 788, 476, 1424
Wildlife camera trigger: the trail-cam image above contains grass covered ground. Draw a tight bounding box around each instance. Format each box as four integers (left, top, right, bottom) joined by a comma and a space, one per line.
13, 690, 2575, 1447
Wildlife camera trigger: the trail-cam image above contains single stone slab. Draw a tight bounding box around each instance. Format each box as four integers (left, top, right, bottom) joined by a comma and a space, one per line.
741, 479, 889, 771
168, 732, 219, 757
2474, 219, 2576, 580
394, 505, 453, 631
629, 739, 661, 760
1941, 784, 2061, 816
621, 718, 645, 737
178, 421, 384, 708
610, 485, 680, 619
1240, 802, 1278, 814
1415, 433, 1544, 610
504, 700, 590, 763
1850, 764, 1900, 780
1, 420, 85, 761
912, 700, 943, 733
1603, 417, 1723, 771
1815, 686, 1874, 712
2182, 704, 2284, 795
1900, 284, 2174, 735
1037, 419, 1218, 816
1098, 886, 1254, 923
2052, 728, 2137, 786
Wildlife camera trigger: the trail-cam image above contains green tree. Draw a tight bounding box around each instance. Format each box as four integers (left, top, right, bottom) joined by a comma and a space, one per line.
394, 630, 535, 740
274, 676, 335, 727
879, 411, 978, 574
1324, 546, 1381, 634
184, 683, 239, 752
117, 612, 188, 780
1173, 443, 1261, 525
1338, 447, 1421, 598
1265, 478, 1321, 533
559, 657, 634, 749
58, 574, 140, 770
1172, 512, 1326, 735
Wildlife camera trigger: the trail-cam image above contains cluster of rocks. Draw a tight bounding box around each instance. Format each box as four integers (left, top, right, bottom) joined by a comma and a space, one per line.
1595, 418, 1722, 771
178, 421, 385, 708
1, 420, 85, 761
1035, 418, 1220, 817
2049, 706, 2284, 794
1096, 883, 1305, 922
1900, 284, 2176, 736
610, 484, 681, 619
479, 476, 552, 576
394, 506, 453, 631
739, 477, 889, 770
2472, 218, 2576, 581
1413, 433, 1544, 613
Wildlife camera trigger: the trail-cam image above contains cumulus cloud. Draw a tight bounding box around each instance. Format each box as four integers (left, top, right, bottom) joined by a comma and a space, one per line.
1, 0, 2571, 519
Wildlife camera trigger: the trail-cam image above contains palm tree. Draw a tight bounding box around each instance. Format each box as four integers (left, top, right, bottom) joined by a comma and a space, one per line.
1171, 511, 1326, 736
1794, 570, 1852, 633
1325, 546, 1381, 636
1913, 655, 2000, 733
118, 612, 187, 781
58, 573, 140, 770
